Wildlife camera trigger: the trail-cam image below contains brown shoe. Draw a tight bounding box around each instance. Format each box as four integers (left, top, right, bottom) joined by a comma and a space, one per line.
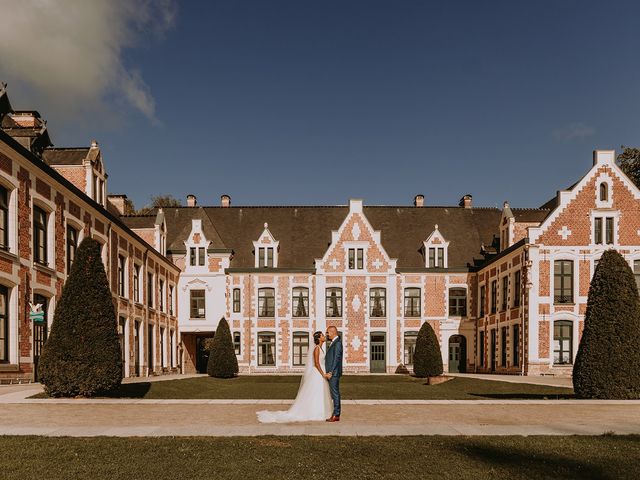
325, 415, 340, 422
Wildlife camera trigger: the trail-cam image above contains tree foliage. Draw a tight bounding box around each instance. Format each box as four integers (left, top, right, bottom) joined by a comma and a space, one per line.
135, 194, 182, 215
413, 322, 444, 378
207, 317, 239, 378
573, 250, 640, 399
616, 146, 640, 188
38, 238, 122, 397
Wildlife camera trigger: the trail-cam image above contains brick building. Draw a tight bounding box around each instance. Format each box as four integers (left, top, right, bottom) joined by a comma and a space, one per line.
0, 84, 179, 383
2, 83, 639, 380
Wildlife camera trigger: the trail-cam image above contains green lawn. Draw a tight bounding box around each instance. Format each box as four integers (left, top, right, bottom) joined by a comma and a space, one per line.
1, 435, 637, 479
35, 375, 573, 399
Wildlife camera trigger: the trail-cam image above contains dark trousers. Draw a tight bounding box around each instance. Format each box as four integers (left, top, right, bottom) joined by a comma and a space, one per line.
328, 375, 341, 416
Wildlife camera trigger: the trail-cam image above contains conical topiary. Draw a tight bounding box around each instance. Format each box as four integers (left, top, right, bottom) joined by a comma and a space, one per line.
573, 250, 640, 399
413, 321, 443, 378
38, 237, 122, 397
207, 317, 239, 378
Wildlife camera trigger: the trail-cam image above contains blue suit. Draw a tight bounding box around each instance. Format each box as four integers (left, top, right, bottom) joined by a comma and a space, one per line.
325, 336, 343, 417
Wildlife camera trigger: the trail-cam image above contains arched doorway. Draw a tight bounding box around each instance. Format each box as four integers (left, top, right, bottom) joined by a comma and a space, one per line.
448, 335, 467, 373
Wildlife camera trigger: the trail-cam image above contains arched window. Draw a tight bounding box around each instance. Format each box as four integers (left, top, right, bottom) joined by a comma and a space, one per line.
599, 182, 608, 202
554, 320, 573, 365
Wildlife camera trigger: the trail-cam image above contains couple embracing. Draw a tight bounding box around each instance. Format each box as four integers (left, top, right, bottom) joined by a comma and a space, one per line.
257, 326, 343, 423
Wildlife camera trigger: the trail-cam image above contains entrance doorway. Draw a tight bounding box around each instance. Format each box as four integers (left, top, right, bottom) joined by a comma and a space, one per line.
448, 335, 467, 373
196, 334, 214, 373
32, 294, 48, 382
370, 332, 386, 373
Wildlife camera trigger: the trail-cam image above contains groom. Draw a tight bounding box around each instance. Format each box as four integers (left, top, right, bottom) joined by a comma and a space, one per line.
324, 326, 343, 422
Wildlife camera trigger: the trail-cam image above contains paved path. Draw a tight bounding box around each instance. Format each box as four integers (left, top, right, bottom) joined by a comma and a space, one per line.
0, 398, 638, 436
448, 373, 573, 388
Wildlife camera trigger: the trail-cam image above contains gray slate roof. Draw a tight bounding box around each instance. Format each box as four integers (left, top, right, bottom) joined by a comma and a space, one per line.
122, 205, 549, 270
42, 148, 89, 165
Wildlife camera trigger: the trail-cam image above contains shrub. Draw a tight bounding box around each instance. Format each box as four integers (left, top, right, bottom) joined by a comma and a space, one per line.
38, 238, 122, 397
207, 317, 239, 378
413, 321, 443, 377
573, 250, 640, 399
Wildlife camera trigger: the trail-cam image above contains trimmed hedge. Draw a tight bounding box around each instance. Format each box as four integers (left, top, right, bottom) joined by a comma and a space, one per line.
413, 321, 443, 378
573, 250, 640, 399
207, 317, 239, 378
38, 238, 122, 397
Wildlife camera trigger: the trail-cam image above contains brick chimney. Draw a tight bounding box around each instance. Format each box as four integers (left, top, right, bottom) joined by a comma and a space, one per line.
459, 194, 472, 208
187, 194, 197, 207
221, 194, 231, 208
107, 194, 130, 216
414, 194, 424, 207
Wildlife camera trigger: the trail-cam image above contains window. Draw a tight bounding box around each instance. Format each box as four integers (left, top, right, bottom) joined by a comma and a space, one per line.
233, 332, 241, 355
490, 280, 497, 314
170, 330, 175, 368
33, 206, 48, 265
189, 247, 205, 266
512, 324, 519, 367
258, 247, 274, 268
501, 276, 508, 311
158, 279, 165, 312
605, 217, 614, 244
634, 260, 640, 292
348, 248, 364, 269
258, 288, 275, 317
199, 247, 205, 266
66, 226, 77, 273
501, 326, 507, 367
169, 286, 174, 315
599, 182, 608, 202
190, 290, 205, 318
513, 271, 521, 307
160, 327, 165, 368
554, 320, 573, 365
554, 260, 574, 304
292, 287, 309, 317
479, 285, 485, 317
133, 265, 140, 303
428, 247, 445, 268
369, 288, 386, 317
404, 331, 418, 365
258, 332, 276, 366
0, 186, 8, 250
404, 288, 421, 317
325, 288, 342, 317
118, 255, 126, 297
594, 217, 615, 245
189, 247, 196, 266
479, 330, 485, 367
147, 273, 154, 308
0, 285, 8, 363
292, 332, 309, 366
232, 288, 241, 313
448, 288, 466, 316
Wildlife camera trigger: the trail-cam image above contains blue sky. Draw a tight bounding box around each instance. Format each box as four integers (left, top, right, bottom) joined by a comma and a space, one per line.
3, 1, 640, 210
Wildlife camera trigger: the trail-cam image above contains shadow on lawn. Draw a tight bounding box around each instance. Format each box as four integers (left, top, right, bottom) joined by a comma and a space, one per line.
455, 440, 609, 478
469, 392, 575, 400
101, 382, 152, 398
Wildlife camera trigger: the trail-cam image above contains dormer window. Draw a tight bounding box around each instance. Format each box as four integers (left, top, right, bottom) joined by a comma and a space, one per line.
253, 223, 279, 268
258, 247, 274, 268
348, 248, 364, 269
423, 224, 449, 269
190, 247, 206, 266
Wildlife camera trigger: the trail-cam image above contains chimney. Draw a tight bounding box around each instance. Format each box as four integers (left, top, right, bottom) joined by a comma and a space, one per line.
187, 194, 197, 207
221, 194, 231, 208
414, 194, 424, 207
107, 194, 130, 216
459, 194, 472, 208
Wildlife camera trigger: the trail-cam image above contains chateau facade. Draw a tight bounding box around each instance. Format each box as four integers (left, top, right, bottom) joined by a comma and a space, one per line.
2, 84, 640, 381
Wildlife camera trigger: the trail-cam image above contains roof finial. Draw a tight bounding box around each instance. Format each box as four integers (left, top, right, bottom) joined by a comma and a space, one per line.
434, 224, 439, 230
264, 222, 268, 229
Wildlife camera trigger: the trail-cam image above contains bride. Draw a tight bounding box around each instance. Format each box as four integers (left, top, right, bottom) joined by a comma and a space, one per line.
257, 331, 332, 423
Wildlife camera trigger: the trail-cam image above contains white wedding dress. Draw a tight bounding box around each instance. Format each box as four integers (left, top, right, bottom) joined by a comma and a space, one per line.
257, 345, 332, 423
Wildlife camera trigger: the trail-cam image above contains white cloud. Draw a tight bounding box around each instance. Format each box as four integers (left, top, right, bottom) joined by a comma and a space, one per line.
553, 122, 596, 141
0, 0, 176, 126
